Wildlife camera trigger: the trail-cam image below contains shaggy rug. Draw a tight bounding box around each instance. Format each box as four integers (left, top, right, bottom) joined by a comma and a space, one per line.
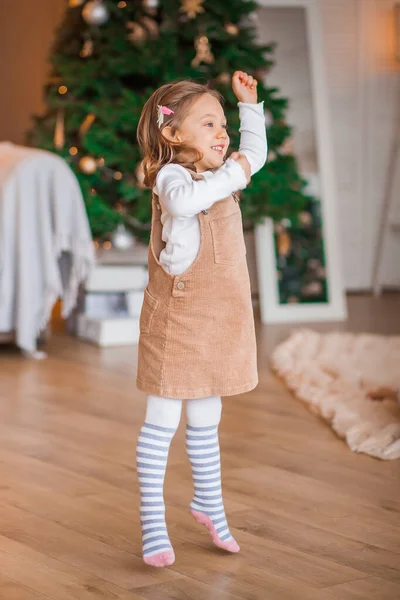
271, 330, 400, 460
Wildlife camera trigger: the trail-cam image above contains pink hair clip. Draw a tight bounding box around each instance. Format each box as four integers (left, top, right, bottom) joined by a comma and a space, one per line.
157, 104, 174, 128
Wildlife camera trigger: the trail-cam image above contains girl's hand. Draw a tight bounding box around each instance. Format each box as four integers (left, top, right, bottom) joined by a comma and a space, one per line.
232, 71, 258, 104
230, 151, 251, 183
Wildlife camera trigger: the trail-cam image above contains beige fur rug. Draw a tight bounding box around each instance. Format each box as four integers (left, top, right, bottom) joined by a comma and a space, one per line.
271, 330, 400, 460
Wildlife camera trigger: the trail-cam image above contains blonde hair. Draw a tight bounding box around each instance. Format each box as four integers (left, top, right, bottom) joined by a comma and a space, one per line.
137, 80, 223, 188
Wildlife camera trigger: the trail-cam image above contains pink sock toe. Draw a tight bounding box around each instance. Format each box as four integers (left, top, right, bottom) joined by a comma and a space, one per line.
191, 509, 240, 553
143, 549, 175, 567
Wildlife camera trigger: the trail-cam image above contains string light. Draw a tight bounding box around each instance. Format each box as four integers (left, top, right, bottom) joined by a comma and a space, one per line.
69, 146, 78, 156
58, 85, 68, 95
118, 0, 127, 6
113, 171, 123, 180
97, 157, 105, 166
93, 240, 99, 249
103, 241, 112, 249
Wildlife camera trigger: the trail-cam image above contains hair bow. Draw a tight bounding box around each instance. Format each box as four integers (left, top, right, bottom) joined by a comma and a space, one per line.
157, 105, 174, 128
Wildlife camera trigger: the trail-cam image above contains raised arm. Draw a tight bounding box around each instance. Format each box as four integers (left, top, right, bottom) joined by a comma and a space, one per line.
231, 71, 268, 176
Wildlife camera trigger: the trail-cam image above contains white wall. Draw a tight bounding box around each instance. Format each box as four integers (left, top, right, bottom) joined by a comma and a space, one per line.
320, 0, 400, 290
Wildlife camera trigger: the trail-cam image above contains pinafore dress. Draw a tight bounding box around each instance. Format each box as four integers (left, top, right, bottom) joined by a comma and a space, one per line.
136, 180, 258, 400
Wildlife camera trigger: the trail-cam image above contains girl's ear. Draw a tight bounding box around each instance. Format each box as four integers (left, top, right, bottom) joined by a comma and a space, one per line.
162, 126, 181, 143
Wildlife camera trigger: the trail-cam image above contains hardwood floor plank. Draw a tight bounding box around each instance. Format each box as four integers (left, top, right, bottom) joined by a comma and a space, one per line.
230, 509, 400, 584
0, 505, 180, 590
0, 536, 165, 600
319, 576, 400, 599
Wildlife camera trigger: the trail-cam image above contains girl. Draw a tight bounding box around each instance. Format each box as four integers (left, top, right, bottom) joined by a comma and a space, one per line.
136, 71, 267, 567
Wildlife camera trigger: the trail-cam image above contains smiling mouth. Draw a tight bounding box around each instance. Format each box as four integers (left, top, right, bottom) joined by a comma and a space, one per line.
211, 145, 225, 155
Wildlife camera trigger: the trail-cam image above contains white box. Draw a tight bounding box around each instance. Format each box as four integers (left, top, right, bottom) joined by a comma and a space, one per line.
84, 292, 129, 318
77, 314, 140, 347
126, 290, 145, 317
86, 265, 148, 292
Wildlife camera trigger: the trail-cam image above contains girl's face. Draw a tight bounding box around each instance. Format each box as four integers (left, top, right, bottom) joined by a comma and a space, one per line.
176, 94, 230, 172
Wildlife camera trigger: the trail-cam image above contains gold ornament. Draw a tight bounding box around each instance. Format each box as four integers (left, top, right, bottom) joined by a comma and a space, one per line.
225, 23, 239, 35
298, 211, 312, 226
126, 21, 147, 43
281, 138, 294, 155
79, 156, 97, 174
135, 162, 146, 189
69, 0, 84, 6
79, 113, 96, 137
216, 72, 230, 85
180, 0, 204, 19
54, 108, 65, 150
80, 38, 94, 58
191, 35, 214, 67
277, 230, 291, 257
141, 16, 159, 38
58, 85, 68, 95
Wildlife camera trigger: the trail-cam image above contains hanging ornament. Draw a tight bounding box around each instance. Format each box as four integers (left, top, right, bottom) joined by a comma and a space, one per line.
191, 34, 214, 67
298, 211, 312, 226
264, 110, 273, 127
69, 0, 84, 6
80, 38, 94, 58
79, 156, 97, 174
216, 72, 230, 85
126, 21, 147, 44
180, 0, 205, 19
225, 23, 239, 35
82, 1, 109, 26
302, 281, 323, 297
79, 113, 96, 137
135, 162, 147, 189
277, 230, 291, 257
143, 0, 159, 14
111, 224, 135, 251
54, 109, 65, 150
141, 16, 159, 38
281, 138, 294, 155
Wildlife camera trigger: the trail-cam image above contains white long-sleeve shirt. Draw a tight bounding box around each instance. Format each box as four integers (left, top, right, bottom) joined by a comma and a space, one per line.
154, 102, 267, 275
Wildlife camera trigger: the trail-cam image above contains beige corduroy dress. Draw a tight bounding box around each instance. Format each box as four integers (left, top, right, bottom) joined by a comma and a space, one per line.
136, 185, 258, 400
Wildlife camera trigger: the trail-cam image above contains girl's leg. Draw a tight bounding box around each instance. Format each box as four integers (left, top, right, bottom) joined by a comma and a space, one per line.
185, 396, 240, 553
136, 394, 182, 567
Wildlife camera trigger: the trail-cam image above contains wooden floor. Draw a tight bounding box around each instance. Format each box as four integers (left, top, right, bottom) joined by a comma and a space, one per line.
0, 293, 399, 600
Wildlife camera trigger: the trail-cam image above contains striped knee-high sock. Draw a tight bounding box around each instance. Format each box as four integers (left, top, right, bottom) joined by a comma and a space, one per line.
136, 423, 176, 565
186, 424, 239, 552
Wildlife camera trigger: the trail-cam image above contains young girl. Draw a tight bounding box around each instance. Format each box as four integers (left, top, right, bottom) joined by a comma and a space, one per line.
136, 71, 267, 567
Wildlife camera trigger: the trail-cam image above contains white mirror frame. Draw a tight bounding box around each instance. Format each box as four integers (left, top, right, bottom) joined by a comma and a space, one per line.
255, 0, 347, 323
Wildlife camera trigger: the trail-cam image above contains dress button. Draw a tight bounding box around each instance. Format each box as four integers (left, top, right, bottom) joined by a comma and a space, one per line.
177, 282, 185, 290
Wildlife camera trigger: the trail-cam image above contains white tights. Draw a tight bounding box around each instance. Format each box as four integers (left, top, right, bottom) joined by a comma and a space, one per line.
145, 394, 222, 429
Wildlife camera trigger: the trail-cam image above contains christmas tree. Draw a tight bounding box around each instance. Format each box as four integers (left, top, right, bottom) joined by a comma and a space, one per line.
28, 0, 327, 304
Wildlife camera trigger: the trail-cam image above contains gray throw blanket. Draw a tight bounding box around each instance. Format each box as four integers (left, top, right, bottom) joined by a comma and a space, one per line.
0, 142, 94, 353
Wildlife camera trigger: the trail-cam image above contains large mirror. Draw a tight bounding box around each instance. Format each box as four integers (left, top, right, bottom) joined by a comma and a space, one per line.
254, 0, 347, 323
